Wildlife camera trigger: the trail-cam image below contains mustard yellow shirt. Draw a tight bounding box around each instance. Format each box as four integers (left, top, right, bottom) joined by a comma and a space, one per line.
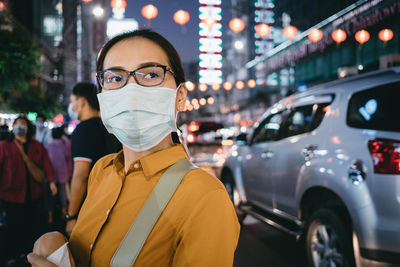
69, 144, 240, 267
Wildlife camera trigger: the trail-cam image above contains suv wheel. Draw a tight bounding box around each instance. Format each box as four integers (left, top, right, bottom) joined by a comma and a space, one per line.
222, 172, 246, 223
306, 209, 355, 267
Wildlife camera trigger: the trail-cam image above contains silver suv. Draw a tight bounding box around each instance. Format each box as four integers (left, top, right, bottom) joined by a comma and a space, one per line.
222, 67, 400, 266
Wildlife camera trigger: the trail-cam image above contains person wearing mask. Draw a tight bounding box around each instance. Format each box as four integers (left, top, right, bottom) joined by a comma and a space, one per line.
28, 29, 239, 267
0, 115, 57, 266
65, 82, 121, 235
45, 127, 71, 220
35, 114, 51, 144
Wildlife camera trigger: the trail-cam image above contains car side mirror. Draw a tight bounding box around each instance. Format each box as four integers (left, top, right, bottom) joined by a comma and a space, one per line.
235, 133, 247, 145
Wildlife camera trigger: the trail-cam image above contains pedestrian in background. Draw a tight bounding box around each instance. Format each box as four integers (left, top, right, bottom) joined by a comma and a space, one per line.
0, 115, 57, 266
45, 127, 71, 221
65, 82, 121, 235
35, 114, 51, 144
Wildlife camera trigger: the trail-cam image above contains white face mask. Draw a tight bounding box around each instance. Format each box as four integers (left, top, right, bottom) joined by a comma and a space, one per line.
97, 83, 178, 152
68, 103, 78, 121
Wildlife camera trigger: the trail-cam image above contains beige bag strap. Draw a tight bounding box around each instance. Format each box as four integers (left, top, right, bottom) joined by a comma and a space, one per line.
111, 158, 197, 267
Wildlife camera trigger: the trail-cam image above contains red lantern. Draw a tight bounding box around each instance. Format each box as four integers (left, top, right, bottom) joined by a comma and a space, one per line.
0, 1, 5, 10
255, 23, 271, 38
141, 4, 158, 20
223, 82, 233, 91
331, 29, 347, 44
173, 10, 190, 26
198, 83, 208, 92
308, 29, 323, 43
355, 30, 370, 44
211, 84, 221, 91
229, 18, 245, 33
247, 79, 256, 88
185, 81, 195, 91
207, 97, 215, 105
379, 29, 394, 42
283, 25, 298, 39
191, 99, 198, 106
235, 81, 244, 90
111, 0, 126, 9
53, 114, 64, 124
199, 98, 207, 106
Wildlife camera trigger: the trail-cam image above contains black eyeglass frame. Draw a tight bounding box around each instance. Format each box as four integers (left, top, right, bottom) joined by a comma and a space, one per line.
96, 64, 176, 90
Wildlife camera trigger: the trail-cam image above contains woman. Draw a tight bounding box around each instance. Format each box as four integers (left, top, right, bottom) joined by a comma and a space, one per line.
28, 29, 240, 267
0, 115, 57, 265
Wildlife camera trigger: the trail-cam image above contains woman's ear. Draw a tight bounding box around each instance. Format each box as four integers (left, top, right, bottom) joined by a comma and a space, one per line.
176, 83, 187, 112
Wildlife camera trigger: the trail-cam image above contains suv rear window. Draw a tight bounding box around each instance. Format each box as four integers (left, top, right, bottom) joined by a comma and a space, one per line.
347, 82, 400, 132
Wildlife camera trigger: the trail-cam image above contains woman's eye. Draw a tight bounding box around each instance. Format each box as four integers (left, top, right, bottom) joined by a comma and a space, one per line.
105, 74, 123, 83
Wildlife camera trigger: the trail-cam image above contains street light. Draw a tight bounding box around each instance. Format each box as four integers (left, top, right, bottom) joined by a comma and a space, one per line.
234, 40, 244, 50
92, 6, 104, 17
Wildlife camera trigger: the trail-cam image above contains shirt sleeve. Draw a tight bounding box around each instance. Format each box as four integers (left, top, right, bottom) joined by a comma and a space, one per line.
71, 125, 94, 163
172, 189, 240, 267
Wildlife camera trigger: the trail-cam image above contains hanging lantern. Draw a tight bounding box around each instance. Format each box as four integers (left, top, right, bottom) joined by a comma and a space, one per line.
379, 29, 394, 42
198, 83, 208, 92
173, 10, 190, 26
187, 105, 193, 111
247, 79, 256, 88
207, 97, 215, 105
223, 82, 233, 91
331, 29, 347, 44
141, 4, 158, 20
82, 0, 92, 2
283, 25, 298, 39
110, 0, 126, 9
199, 98, 207, 106
355, 30, 370, 44
255, 23, 271, 38
212, 83, 221, 91
191, 99, 198, 105
229, 18, 245, 33
235, 81, 245, 90
308, 29, 323, 43
185, 81, 195, 91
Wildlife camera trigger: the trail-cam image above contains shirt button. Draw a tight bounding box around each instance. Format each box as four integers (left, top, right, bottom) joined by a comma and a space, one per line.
106, 209, 110, 215
133, 163, 140, 169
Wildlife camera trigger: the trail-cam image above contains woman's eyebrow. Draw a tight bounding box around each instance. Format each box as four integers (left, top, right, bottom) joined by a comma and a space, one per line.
105, 62, 166, 71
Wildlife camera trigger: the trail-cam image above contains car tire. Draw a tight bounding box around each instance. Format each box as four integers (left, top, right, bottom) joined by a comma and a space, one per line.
222, 172, 247, 223
305, 208, 355, 267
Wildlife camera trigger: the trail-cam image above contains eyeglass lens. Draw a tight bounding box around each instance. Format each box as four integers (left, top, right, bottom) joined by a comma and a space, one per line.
101, 66, 166, 90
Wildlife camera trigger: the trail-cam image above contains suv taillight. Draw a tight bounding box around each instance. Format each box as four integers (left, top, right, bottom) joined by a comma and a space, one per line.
368, 138, 400, 175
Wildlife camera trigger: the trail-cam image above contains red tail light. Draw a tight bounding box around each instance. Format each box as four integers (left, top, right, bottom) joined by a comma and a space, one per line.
368, 138, 400, 174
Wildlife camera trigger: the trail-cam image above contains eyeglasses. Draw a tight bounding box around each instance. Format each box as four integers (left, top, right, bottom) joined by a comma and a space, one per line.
96, 64, 175, 90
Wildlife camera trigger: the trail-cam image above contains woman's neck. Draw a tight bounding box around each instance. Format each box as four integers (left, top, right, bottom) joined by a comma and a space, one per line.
123, 136, 174, 173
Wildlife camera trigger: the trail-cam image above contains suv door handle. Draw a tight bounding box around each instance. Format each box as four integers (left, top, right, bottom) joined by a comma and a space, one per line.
261, 151, 274, 159
302, 144, 318, 158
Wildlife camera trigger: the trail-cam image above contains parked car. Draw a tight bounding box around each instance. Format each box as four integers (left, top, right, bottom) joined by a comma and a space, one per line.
222, 67, 400, 266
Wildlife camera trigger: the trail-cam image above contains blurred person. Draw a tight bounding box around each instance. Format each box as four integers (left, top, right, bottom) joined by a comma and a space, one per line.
45, 127, 71, 221
0, 124, 10, 141
65, 82, 121, 235
0, 115, 57, 265
35, 114, 51, 144
29, 29, 239, 267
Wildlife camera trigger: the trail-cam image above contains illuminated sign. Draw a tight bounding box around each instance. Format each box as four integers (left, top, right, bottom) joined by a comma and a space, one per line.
199, 0, 222, 85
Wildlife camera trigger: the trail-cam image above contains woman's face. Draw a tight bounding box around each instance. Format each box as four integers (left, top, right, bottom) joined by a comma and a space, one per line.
103, 37, 177, 91
14, 118, 28, 128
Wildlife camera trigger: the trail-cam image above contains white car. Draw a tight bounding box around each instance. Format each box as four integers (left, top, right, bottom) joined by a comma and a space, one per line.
222, 67, 400, 266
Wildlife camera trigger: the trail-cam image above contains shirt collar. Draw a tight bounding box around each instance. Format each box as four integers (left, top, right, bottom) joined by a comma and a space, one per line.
104, 144, 188, 177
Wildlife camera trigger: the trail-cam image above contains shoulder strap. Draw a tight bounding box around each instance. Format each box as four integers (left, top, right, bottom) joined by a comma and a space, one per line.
111, 158, 197, 267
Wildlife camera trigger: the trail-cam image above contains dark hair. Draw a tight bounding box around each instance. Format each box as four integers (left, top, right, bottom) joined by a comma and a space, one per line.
12, 115, 35, 142
51, 126, 64, 139
96, 29, 186, 92
36, 113, 46, 121
72, 82, 100, 111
